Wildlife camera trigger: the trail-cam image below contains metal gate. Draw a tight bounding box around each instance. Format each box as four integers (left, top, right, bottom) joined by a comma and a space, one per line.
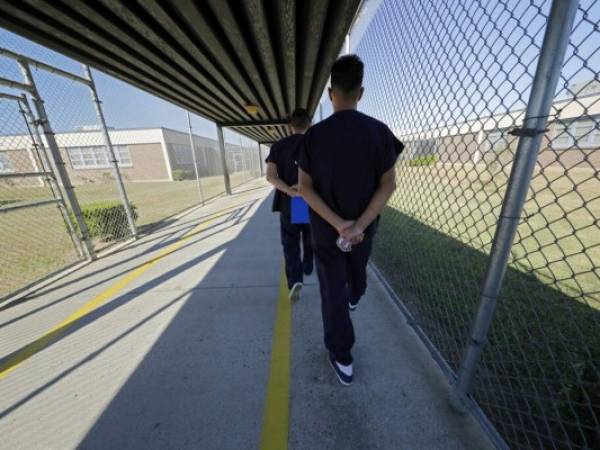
1, 47, 140, 300
0, 92, 83, 299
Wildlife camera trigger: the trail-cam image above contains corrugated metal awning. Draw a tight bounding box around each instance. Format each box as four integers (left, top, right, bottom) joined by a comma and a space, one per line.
0, 0, 361, 142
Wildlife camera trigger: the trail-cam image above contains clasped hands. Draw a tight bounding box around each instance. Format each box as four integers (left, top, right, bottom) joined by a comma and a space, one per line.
336, 220, 365, 245
289, 183, 365, 245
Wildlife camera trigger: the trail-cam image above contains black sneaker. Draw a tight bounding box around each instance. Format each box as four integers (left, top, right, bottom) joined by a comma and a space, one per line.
349, 297, 359, 312
328, 352, 353, 386
303, 263, 313, 276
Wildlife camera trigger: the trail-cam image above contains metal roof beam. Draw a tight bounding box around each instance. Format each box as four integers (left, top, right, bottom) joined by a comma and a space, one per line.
307, 0, 362, 113
297, 0, 329, 109
220, 119, 288, 128
242, 0, 286, 117
169, 0, 273, 120
0, 4, 234, 121
47, 0, 237, 119
206, 0, 279, 120
98, 0, 249, 119
0, 0, 361, 142
274, 0, 296, 113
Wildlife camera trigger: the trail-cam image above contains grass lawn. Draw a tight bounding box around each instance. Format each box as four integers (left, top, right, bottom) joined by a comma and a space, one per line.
373, 163, 599, 448
0, 172, 256, 299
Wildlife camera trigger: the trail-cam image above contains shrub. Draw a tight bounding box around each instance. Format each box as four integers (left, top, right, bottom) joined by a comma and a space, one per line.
70, 201, 137, 241
172, 169, 194, 181
408, 155, 437, 167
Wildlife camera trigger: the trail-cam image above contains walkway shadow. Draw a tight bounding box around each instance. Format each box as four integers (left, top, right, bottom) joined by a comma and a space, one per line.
0, 194, 281, 449
373, 206, 599, 449
0, 201, 257, 324
77, 194, 281, 449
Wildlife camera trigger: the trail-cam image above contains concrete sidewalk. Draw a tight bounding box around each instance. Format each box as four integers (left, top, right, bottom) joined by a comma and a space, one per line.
0, 178, 492, 449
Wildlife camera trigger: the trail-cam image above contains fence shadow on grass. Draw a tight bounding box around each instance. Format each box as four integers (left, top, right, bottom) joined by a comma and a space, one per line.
373, 206, 600, 449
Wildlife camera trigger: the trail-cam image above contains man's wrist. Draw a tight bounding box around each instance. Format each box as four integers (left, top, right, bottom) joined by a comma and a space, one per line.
355, 218, 369, 233
333, 217, 348, 233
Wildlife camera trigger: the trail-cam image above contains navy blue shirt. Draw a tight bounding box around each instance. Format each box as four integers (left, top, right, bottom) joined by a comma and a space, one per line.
298, 109, 403, 244
266, 133, 304, 213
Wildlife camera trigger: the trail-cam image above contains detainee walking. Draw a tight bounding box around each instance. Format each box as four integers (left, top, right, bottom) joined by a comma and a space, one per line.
266, 108, 314, 302
298, 55, 404, 385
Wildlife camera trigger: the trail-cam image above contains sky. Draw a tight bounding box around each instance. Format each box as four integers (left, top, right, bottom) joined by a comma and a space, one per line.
1, 0, 598, 140
325, 0, 600, 133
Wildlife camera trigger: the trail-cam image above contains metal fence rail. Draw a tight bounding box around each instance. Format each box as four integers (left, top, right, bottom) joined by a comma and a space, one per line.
357, 0, 599, 448
0, 32, 264, 301
0, 91, 83, 299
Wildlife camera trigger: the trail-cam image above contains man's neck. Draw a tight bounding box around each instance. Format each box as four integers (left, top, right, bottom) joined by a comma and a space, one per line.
291, 129, 307, 135
333, 103, 358, 112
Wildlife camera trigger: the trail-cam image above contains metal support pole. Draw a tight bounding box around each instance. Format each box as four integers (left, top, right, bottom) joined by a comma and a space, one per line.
216, 124, 232, 195
83, 65, 137, 239
19, 95, 85, 259
186, 111, 205, 205
258, 143, 264, 176
450, 0, 579, 412
19, 61, 97, 260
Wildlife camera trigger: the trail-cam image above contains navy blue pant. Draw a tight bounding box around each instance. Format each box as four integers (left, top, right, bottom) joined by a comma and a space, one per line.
280, 212, 313, 289
313, 237, 373, 365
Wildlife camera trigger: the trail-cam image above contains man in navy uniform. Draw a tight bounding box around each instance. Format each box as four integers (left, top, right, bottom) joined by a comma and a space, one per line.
298, 55, 403, 386
266, 108, 314, 302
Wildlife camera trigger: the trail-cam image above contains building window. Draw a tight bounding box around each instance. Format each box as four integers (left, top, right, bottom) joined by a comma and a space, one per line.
0, 152, 14, 173
553, 118, 599, 149
67, 145, 132, 169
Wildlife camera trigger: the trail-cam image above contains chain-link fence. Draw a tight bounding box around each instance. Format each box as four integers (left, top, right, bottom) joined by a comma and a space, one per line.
30, 66, 135, 251
227, 133, 262, 189
356, 0, 599, 448
0, 32, 264, 300
0, 92, 83, 299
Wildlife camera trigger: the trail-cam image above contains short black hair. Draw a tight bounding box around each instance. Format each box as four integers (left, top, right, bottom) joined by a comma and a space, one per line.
331, 54, 364, 95
289, 108, 311, 130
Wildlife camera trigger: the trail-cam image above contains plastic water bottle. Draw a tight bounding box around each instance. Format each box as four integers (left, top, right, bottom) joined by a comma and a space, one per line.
336, 236, 352, 252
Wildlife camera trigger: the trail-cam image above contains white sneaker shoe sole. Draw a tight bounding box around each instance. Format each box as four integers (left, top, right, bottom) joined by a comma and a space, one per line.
289, 282, 303, 302
328, 355, 353, 386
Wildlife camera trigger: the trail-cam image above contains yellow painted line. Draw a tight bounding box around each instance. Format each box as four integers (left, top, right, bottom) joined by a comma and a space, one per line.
260, 267, 292, 450
0, 203, 244, 381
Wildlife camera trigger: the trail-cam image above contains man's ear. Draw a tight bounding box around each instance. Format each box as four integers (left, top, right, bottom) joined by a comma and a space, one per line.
357, 86, 364, 102
328, 87, 333, 102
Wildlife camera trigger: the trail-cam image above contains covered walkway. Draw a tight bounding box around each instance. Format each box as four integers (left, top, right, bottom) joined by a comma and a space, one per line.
0, 179, 491, 449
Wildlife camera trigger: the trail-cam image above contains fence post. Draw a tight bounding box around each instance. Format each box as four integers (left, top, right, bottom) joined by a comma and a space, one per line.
258, 142, 264, 176
216, 124, 232, 195
19, 95, 85, 259
186, 111, 205, 205
19, 60, 96, 260
83, 65, 137, 239
450, 0, 579, 412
